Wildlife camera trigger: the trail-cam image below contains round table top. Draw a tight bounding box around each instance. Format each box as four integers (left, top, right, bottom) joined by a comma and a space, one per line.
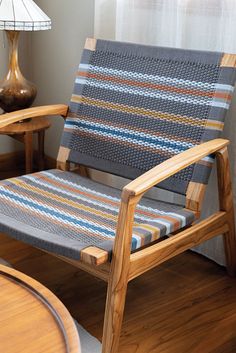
0, 117, 51, 135
0, 265, 80, 353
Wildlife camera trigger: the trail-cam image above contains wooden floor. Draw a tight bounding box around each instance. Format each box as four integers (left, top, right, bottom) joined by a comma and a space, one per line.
0, 233, 236, 352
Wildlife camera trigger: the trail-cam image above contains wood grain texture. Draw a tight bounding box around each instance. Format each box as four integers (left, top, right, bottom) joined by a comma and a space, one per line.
84, 38, 97, 51
24, 131, 33, 174
50, 252, 110, 282
0, 233, 236, 353
0, 264, 80, 353
221, 53, 236, 68
129, 211, 228, 281
0, 117, 51, 173
0, 116, 51, 134
0, 130, 234, 353
102, 196, 141, 353
185, 181, 206, 215
57, 146, 71, 171
81, 246, 109, 266
124, 139, 229, 197
216, 147, 236, 276
0, 104, 68, 128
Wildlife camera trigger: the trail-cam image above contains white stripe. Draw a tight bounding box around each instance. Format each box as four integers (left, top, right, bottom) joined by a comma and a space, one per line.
22, 174, 183, 223
132, 234, 142, 248
211, 101, 229, 109
66, 124, 189, 155
167, 213, 186, 227
66, 118, 194, 150
41, 172, 185, 217
215, 83, 235, 92
79, 63, 220, 91
75, 78, 228, 109
0, 188, 114, 237
79, 63, 91, 70
41, 172, 187, 216
151, 219, 172, 233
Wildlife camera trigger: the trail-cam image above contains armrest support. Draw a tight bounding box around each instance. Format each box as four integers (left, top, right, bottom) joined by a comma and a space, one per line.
122, 138, 229, 200
0, 104, 69, 128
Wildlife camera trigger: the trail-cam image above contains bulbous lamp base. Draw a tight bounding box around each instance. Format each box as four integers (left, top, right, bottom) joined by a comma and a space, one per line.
0, 31, 37, 113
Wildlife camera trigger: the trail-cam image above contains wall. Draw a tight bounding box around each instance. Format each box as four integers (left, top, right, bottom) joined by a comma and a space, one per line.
0, 0, 95, 158
32, 0, 95, 158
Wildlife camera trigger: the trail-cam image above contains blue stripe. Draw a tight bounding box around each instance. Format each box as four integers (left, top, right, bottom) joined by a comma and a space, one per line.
66, 120, 194, 153
0, 189, 114, 237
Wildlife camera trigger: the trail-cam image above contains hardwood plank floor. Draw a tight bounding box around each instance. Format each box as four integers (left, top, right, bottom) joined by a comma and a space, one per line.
0, 232, 236, 353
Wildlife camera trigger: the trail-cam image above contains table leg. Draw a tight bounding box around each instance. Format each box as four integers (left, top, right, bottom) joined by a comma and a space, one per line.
24, 131, 33, 174
38, 130, 45, 171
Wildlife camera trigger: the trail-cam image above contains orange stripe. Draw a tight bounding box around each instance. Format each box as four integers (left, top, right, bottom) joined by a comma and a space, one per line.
78, 71, 232, 100
64, 127, 173, 159
29, 173, 183, 224
1, 191, 108, 241
36, 175, 181, 227
3, 185, 112, 240
69, 113, 199, 145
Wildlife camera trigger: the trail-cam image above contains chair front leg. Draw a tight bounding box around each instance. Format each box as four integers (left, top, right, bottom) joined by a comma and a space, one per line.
102, 195, 140, 353
216, 147, 236, 276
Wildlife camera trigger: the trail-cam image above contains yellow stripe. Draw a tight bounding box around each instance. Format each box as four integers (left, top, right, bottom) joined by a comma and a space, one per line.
9, 179, 119, 223
206, 120, 224, 130
71, 95, 207, 128
135, 224, 161, 240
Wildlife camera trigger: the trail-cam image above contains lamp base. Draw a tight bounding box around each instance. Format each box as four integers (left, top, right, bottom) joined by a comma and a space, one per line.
0, 31, 37, 113
0, 78, 37, 113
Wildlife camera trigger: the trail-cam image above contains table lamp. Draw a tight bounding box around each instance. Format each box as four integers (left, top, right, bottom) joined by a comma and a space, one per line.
0, 0, 51, 113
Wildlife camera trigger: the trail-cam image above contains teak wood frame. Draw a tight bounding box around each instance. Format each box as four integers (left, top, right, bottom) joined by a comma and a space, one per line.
0, 50, 236, 353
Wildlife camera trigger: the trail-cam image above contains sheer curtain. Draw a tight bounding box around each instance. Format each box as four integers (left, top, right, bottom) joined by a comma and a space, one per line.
94, 0, 236, 265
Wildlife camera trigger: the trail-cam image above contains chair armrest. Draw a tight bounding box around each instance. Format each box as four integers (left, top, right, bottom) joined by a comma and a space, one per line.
122, 138, 229, 200
0, 104, 69, 128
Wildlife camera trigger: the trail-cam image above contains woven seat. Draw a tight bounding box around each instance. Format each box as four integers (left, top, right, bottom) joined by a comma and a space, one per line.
0, 169, 195, 259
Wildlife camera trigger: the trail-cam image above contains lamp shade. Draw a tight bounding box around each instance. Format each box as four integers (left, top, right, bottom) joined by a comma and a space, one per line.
0, 0, 51, 31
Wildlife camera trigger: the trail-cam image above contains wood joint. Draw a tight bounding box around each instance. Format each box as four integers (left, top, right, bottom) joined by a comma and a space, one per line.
80, 246, 109, 266
185, 182, 206, 213
220, 53, 236, 68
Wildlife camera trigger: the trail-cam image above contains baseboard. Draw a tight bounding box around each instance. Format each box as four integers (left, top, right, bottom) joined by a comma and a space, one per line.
0, 150, 57, 179
0, 150, 24, 171
44, 154, 57, 169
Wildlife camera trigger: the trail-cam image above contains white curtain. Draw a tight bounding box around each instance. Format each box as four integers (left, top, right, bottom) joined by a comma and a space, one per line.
94, 0, 236, 265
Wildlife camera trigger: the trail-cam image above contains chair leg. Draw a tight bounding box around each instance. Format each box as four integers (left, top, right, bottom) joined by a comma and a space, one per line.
101, 194, 140, 353
216, 147, 236, 276
223, 209, 236, 277
101, 274, 128, 353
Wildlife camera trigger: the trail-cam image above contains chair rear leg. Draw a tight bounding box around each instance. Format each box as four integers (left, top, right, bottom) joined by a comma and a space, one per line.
223, 209, 236, 276
216, 147, 236, 276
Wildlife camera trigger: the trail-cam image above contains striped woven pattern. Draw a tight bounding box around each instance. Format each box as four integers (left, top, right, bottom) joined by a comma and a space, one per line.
61, 40, 236, 194
0, 170, 195, 259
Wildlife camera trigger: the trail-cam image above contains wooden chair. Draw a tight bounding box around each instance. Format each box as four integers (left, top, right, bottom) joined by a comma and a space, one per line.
0, 38, 236, 353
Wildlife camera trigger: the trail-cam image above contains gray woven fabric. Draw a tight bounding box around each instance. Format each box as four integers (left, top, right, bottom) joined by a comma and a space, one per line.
0, 169, 195, 260
61, 39, 236, 195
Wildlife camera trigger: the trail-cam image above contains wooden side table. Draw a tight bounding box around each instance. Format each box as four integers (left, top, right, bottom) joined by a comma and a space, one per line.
0, 264, 80, 353
0, 117, 51, 173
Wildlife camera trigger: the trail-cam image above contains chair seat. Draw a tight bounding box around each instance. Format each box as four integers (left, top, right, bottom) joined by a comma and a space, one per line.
0, 169, 196, 260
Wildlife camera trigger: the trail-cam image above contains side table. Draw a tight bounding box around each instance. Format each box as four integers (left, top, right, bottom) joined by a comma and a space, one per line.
0, 117, 51, 173
0, 264, 80, 353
